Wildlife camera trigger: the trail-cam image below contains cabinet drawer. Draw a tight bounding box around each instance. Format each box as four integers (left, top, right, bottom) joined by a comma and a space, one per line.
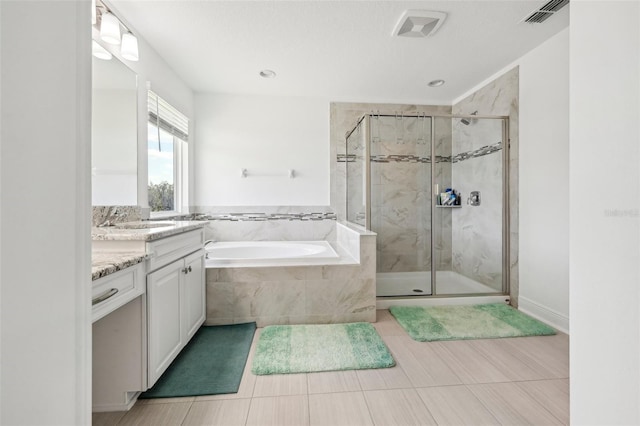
92, 263, 145, 323
146, 229, 204, 272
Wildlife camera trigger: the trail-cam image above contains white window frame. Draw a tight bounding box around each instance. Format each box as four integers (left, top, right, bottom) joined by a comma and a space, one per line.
147, 90, 189, 218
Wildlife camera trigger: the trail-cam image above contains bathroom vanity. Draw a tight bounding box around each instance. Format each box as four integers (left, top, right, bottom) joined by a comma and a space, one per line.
91, 221, 206, 412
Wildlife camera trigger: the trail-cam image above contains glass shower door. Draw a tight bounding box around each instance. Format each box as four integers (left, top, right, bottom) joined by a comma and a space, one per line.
371, 114, 433, 297
433, 116, 506, 295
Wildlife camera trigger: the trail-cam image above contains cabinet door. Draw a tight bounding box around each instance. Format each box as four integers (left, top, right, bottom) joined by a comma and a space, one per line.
182, 249, 205, 342
147, 259, 183, 387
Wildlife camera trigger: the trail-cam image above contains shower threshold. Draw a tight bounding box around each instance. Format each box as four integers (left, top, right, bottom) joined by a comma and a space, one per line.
376, 270, 498, 297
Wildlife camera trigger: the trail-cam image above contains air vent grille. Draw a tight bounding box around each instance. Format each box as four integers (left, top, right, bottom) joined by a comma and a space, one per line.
523, 0, 569, 23
540, 0, 570, 12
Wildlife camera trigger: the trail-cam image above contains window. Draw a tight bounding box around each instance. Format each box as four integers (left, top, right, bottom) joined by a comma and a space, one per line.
147, 90, 189, 215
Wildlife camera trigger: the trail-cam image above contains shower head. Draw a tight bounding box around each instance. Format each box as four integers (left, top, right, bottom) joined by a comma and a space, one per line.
461, 111, 478, 126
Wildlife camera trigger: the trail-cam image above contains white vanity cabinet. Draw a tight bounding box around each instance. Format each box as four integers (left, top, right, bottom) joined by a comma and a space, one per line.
146, 229, 205, 387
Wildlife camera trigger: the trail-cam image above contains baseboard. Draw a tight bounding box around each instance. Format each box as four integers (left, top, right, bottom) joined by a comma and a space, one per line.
92, 391, 140, 413
377, 295, 510, 309
518, 296, 569, 334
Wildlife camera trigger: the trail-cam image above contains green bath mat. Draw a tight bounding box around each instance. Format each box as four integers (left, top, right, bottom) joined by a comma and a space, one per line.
252, 322, 395, 375
389, 304, 556, 342
140, 323, 256, 398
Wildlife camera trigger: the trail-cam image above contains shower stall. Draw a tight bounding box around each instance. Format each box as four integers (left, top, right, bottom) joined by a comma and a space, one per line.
346, 113, 509, 297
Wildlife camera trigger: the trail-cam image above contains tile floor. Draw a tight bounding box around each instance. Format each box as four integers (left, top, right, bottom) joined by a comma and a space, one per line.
93, 309, 569, 425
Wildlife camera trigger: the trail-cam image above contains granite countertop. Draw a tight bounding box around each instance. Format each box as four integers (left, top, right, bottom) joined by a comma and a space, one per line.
91, 220, 207, 280
91, 220, 206, 242
92, 251, 146, 281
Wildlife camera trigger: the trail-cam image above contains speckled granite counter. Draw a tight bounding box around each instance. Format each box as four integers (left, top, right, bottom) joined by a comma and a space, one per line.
91, 221, 206, 280
91, 220, 206, 242
92, 251, 146, 281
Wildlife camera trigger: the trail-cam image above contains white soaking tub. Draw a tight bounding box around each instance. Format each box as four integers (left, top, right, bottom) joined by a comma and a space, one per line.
205, 241, 339, 266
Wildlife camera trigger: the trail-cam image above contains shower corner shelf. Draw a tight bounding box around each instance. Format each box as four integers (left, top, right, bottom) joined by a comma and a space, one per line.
436, 205, 462, 208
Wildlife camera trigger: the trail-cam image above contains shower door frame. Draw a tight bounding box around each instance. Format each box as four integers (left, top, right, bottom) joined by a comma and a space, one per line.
358, 113, 511, 297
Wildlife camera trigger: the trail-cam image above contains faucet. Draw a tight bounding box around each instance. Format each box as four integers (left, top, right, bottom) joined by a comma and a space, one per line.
203, 240, 216, 259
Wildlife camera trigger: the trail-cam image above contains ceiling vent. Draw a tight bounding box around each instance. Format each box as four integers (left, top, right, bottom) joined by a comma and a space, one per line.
393, 10, 447, 38
523, 0, 569, 24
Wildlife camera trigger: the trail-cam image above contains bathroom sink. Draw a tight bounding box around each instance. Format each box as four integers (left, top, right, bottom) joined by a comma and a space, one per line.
114, 221, 176, 229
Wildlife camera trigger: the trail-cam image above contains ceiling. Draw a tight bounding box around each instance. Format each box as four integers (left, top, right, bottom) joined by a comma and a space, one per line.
110, 0, 569, 104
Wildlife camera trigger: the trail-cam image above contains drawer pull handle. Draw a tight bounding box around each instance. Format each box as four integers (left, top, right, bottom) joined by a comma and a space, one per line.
92, 288, 119, 306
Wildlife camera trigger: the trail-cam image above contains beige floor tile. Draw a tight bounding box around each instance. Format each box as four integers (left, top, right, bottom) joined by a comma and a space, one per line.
469, 382, 565, 425
116, 401, 192, 426
501, 335, 570, 379
307, 370, 361, 394
384, 336, 462, 387
309, 392, 373, 426
253, 373, 308, 397
416, 385, 500, 425
364, 388, 437, 425
182, 399, 251, 426
373, 310, 408, 336
431, 340, 511, 384
245, 395, 309, 426
92, 410, 126, 426
356, 365, 412, 390
468, 338, 546, 381
517, 379, 570, 424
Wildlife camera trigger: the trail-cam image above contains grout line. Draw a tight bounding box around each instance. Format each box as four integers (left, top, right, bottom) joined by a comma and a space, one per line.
179, 400, 195, 426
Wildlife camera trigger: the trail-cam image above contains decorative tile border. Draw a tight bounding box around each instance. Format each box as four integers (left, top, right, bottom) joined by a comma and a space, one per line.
336, 141, 502, 164
451, 142, 502, 163
196, 212, 337, 222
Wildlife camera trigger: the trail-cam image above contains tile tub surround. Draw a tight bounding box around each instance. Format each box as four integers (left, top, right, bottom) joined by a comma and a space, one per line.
205, 222, 376, 327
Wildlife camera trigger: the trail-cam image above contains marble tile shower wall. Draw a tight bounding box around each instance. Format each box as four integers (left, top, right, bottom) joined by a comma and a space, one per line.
452, 67, 519, 304
330, 102, 451, 222
370, 115, 452, 274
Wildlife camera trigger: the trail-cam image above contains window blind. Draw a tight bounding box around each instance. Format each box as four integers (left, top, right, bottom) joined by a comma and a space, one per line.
147, 90, 189, 141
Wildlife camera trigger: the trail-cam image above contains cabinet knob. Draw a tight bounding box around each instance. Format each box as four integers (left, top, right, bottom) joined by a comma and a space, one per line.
188, 266, 192, 272
182, 267, 189, 274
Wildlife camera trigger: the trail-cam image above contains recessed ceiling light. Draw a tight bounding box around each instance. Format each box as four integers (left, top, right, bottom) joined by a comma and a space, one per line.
259, 69, 276, 78
428, 79, 445, 87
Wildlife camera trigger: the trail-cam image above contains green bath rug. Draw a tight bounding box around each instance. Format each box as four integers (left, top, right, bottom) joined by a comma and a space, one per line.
252, 322, 395, 375
389, 304, 556, 342
140, 323, 256, 398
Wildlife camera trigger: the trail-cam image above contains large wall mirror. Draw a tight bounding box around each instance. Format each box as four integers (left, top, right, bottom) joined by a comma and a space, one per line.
92, 52, 138, 205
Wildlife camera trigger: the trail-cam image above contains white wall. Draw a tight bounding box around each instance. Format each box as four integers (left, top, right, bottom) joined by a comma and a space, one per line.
518, 29, 570, 331
1, 1, 92, 424
194, 94, 330, 206
570, 1, 640, 424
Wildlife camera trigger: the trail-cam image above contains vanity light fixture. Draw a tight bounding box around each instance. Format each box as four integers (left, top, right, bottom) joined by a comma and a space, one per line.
428, 79, 445, 87
121, 33, 139, 62
259, 69, 277, 78
94, 0, 139, 62
92, 40, 112, 60
100, 12, 121, 45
